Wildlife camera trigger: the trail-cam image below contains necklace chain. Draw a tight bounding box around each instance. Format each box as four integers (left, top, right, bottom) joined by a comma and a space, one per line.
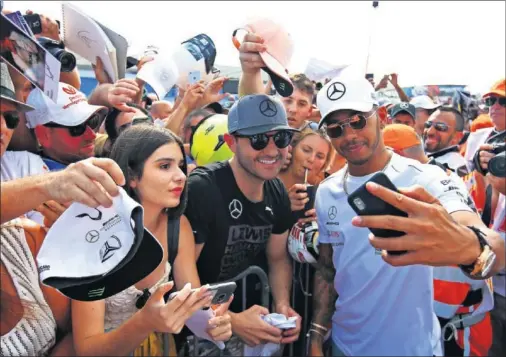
343, 151, 394, 196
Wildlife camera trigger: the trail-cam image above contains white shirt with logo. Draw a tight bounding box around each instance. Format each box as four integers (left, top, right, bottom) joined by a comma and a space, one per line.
1, 151, 49, 224
432, 150, 468, 175
315, 153, 473, 356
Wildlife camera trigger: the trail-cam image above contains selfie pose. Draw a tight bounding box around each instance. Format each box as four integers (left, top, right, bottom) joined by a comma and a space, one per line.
309, 76, 504, 356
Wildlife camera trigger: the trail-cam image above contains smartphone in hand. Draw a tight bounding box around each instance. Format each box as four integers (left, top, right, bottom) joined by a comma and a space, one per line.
347, 172, 408, 255
168, 282, 236, 305
188, 71, 201, 85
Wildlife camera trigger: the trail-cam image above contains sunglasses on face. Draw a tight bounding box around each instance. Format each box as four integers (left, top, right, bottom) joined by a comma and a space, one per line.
44, 113, 104, 137
235, 130, 294, 151
324, 111, 375, 139
485, 96, 506, 108
424, 121, 450, 132
117, 117, 154, 135
3, 111, 20, 129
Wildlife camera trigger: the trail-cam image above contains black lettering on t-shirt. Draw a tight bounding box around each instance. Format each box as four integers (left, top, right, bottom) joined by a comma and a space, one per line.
217, 225, 272, 281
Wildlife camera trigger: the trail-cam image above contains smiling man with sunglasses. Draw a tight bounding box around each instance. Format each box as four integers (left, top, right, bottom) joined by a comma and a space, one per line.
25, 83, 108, 171
423, 107, 468, 177
310, 75, 504, 357
184, 94, 301, 355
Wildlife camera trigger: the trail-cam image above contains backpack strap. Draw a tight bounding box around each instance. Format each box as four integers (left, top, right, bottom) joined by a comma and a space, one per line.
167, 216, 180, 276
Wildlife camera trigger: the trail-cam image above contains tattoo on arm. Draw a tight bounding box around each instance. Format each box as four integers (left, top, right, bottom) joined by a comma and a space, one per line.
312, 243, 337, 342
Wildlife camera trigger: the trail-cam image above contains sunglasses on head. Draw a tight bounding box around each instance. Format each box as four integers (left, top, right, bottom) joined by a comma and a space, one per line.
44, 113, 104, 137
424, 121, 450, 132
324, 111, 376, 139
117, 117, 154, 135
485, 96, 506, 108
3, 111, 20, 129
235, 130, 294, 151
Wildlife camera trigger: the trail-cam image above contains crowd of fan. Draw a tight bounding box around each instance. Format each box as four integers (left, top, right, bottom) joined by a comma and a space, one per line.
1, 5, 505, 357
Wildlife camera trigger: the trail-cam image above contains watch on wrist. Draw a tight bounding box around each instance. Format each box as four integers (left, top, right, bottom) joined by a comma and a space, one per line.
459, 226, 496, 278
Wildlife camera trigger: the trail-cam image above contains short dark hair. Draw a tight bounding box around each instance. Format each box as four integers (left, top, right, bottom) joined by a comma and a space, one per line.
289, 73, 315, 102
183, 108, 213, 131
109, 125, 188, 219
438, 106, 465, 132
105, 103, 151, 140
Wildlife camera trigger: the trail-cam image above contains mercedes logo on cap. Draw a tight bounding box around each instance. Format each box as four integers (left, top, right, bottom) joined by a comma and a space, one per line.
100, 235, 122, 263
327, 82, 346, 101
259, 99, 278, 117
85, 230, 100, 243
229, 199, 243, 219
328, 206, 338, 220
400, 103, 409, 109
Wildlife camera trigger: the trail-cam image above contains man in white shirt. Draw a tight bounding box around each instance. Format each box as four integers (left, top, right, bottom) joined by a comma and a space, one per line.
1, 61, 47, 224
308, 75, 504, 356
423, 107, 468, 177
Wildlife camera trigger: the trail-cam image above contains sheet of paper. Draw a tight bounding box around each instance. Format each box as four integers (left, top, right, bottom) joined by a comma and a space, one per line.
136, 52, 178, 100
61, 2, 117, 81
184, 309, 225, 350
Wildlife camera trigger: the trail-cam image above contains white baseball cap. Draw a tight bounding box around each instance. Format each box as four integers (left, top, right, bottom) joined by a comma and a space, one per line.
25, 82, 108, 129
37, 187, 163, 301
409, 95, 442, 110
317, 75, 378, 128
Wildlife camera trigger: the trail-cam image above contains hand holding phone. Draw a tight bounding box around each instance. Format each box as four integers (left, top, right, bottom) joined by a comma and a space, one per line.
168, 282, 236, 305
347, 172, 408, 255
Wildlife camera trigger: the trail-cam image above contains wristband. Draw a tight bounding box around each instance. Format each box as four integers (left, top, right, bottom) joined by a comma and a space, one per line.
311, 322, 329, 332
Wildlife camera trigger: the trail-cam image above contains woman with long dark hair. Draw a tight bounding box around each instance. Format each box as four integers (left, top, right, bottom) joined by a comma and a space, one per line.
72, 126, 232, 356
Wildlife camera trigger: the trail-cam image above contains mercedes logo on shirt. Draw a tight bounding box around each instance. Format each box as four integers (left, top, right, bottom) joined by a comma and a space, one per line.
327, 82, 346, 101
328, 206, 338, 220
259, 99, 278, 117
229, 199, 243, 219
85, 230, 100, 243
100, 235, 122, 263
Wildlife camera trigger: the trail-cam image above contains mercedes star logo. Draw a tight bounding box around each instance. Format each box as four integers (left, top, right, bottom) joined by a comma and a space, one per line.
327, 82, 346, 101
229, 199, 243, 220
100, 235, 122, 263
85, 230, 100, 243
400, 103, 409, 109
259, 99, 278, 117
328, 206, 338, 220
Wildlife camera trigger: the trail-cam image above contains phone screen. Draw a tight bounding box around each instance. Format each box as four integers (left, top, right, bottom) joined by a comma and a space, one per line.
188, 71, 201, 85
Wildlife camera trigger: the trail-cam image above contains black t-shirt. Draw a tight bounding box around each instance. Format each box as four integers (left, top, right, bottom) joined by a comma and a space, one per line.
185, 161, 292, 310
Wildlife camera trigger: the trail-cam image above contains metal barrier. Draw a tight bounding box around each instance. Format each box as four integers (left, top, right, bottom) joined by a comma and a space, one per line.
179, 265, 271, 357
167, 263, 321, 357
290, 261, 315, 357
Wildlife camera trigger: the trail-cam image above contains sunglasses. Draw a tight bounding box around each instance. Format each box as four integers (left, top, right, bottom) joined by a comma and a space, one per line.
44, 113, 103, 137
424, 121, 450, 132
235, 130, 294, 151
485, 96, 506, 108
324, 111, 375, 139
117, 117, 154, 135
3, 111, 20, 129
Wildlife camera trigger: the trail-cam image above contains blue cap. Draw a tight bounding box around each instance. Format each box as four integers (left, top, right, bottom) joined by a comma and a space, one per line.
228, 94, 295, 135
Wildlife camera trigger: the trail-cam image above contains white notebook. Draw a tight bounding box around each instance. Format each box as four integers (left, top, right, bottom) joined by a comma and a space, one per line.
62, 2, 123, 82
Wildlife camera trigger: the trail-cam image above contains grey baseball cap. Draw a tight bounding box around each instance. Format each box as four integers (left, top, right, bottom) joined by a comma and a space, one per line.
390, 102, 416, 120
228, 94, 295, 135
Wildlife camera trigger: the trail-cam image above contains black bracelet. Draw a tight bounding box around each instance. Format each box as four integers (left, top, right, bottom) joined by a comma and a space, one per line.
458, 226, 487, 273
